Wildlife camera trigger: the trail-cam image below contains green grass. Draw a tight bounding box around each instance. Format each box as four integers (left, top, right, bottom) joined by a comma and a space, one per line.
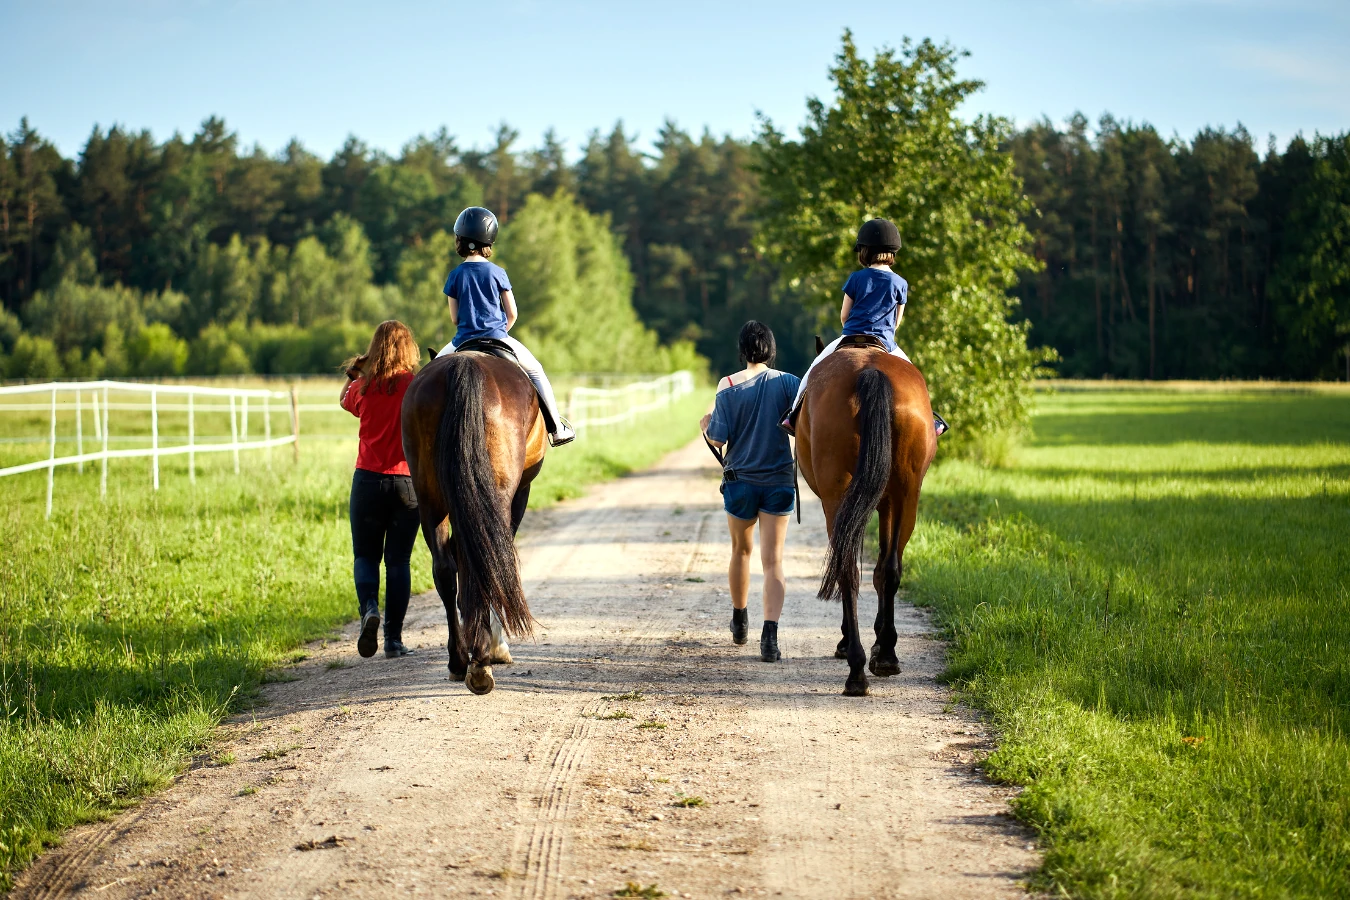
0, 378, 711, 890
908, 387, 1350, 898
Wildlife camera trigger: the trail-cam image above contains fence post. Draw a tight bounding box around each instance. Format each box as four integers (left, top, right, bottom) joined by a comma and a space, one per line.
230, 394, 240, 474
188, 391, 195, 484
242, 395, 249, 444
101, 385, 109, 498
76, 390, 84, 474
151, 387, 159, 490
46, 386, 57, 519
289, 385, 300, 463
263, 395, 272, 470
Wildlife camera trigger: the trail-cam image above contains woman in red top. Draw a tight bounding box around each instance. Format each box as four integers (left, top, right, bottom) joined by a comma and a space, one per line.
340, 320, 421, 659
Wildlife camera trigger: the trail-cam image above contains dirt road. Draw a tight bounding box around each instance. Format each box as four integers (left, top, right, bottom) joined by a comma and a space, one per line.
16, 440, 1036, 900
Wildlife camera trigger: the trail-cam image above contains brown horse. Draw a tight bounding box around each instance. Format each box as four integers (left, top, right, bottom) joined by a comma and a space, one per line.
796, 342, 937, 696
401, 349, 547, 694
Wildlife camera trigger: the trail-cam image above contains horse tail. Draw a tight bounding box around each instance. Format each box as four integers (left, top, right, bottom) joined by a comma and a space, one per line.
819, 367, 893, 602
435, 355, 533, 643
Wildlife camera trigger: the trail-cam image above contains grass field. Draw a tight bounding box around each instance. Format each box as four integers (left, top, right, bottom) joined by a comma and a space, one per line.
0, 378, 712, 890
908, 386, 1350, 898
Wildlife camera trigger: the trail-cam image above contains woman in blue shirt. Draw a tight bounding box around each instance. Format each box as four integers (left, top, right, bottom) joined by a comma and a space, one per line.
700, 321, 800, 663
439, 207, 575, 446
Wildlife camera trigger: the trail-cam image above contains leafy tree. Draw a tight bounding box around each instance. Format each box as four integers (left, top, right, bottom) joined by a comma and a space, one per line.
757, 33, 1050, 446
497, 191, 699, 374
1270, 133, 1350, 378
128, 323, 188, 375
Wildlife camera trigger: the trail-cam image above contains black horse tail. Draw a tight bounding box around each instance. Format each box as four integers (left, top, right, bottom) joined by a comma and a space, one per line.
434, 356, 533, 643
819, 367, 893, 602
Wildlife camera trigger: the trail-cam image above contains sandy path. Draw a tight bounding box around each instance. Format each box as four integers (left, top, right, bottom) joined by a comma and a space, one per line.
16, 440, 1036, 900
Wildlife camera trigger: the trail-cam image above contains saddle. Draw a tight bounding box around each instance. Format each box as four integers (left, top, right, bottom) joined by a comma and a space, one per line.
837, 334, 888, 352
450, 338, 559, 434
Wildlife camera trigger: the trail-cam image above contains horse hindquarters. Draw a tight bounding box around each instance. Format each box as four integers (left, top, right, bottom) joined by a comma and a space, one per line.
434, 357, 531, 691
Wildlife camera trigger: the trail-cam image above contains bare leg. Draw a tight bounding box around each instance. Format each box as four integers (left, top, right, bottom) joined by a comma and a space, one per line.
757, 512, 788, 622
726, 513, 755, 611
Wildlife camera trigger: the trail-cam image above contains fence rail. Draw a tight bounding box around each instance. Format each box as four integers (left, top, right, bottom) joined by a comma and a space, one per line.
0, 379, 299, 517
1, 371, 697, 516
564, 371, 695, 430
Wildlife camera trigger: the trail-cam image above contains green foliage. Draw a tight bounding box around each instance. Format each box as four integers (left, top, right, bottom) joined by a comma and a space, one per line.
5, 333, 62, 379
1270, 133, 1350, 378
127, 323, 188, 376
188, 324, 253, 375
499, 191, 701, 374
756, 33, 1052, 448
911, 387, 1350, 896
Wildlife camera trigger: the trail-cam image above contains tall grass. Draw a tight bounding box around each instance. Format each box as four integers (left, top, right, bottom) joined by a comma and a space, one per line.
0, 382, 711, 890
909, 389, 1350, 897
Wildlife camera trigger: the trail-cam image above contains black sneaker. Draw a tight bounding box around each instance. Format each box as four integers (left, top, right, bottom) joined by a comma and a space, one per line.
760, 622, 781, 662
357, 611, 381, 658
730, 607, 748, 645
384, 640, 415, 658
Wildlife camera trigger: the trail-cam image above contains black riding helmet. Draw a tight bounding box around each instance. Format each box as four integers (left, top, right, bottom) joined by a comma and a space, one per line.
454, 206, 499, 250
854, 218, 902, 253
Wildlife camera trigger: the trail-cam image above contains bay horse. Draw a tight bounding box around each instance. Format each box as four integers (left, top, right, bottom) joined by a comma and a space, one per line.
796, 337, 937, 696
402, 347, 546, 694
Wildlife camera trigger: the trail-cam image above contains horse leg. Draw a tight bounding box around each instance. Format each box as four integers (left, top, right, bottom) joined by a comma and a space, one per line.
487, 482, 532, 666
424, 517, 468, 682
841, 579, 869, 696
869, 497, 902, 677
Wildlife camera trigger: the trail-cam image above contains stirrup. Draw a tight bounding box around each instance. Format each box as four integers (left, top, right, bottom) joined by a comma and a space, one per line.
548, 416, 576, 448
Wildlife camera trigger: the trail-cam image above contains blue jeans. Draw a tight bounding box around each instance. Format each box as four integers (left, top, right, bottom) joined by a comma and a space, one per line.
722, 480, 795, 520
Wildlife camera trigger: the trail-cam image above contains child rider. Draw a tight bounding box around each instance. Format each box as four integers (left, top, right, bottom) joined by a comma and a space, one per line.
439, 206, 575, 446
780, 217, 947, 438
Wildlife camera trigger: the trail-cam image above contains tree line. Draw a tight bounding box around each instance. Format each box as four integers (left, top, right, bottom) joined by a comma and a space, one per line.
2, 37, 1345, 395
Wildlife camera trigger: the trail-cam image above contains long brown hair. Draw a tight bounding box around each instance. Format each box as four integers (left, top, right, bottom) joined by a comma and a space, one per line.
343, 320, 419, 394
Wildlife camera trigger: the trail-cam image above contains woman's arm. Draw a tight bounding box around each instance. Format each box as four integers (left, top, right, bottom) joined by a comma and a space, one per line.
896, 304, 905, 326
502, 290, 518, 330
840, 293, 854, 327
699, 411, 726, 449
446, 293, 458, 326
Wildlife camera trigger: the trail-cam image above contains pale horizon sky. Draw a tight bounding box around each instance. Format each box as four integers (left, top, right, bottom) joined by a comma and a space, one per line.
4, 0, 1348, 161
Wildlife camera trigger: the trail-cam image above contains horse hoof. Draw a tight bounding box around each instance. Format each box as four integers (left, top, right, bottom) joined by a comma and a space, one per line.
489, 648, 514, 665
834, 648, 850, 660
466, 665, 495, 695
448, 667, 467, 683
843, 677, 869, 697
868, 658, 901, 677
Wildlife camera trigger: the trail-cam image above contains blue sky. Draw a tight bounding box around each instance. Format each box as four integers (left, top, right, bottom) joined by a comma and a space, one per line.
4, 0, 1347, 160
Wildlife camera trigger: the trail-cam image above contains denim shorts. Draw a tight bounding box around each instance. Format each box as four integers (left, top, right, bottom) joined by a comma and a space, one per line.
722, 480, 795, 520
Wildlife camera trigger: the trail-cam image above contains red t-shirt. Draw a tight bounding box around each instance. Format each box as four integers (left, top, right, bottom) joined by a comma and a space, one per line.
341, 372, 414, 476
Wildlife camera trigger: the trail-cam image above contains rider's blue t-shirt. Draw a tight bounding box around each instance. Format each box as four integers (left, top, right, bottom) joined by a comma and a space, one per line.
842, 267, 907, 352
444, 260, 512, 346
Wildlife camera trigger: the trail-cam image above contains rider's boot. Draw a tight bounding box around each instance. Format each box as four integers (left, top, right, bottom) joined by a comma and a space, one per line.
526, 371, 576, 447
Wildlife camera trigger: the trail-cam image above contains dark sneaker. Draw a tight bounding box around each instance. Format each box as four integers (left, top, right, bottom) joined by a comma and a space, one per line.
549, 417, 577, 447
384, 640, 415, 658
357, 612, 381, 658
730, 607, 749, 645
760, 622, 781, 662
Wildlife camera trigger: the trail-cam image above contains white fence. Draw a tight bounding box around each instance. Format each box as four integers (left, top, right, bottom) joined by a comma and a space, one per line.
563, 370, 695, 430
0, 380, 299, 518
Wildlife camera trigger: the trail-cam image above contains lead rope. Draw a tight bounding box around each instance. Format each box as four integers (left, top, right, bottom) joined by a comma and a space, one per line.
793, 438, 801, 524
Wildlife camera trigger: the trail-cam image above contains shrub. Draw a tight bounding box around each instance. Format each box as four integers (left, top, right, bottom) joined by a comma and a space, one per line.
128, 324, 188, 376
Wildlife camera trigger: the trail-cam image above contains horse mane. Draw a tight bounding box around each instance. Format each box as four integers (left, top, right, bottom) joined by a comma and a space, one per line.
434, 355, 534, 639
818, 367, 893, 602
